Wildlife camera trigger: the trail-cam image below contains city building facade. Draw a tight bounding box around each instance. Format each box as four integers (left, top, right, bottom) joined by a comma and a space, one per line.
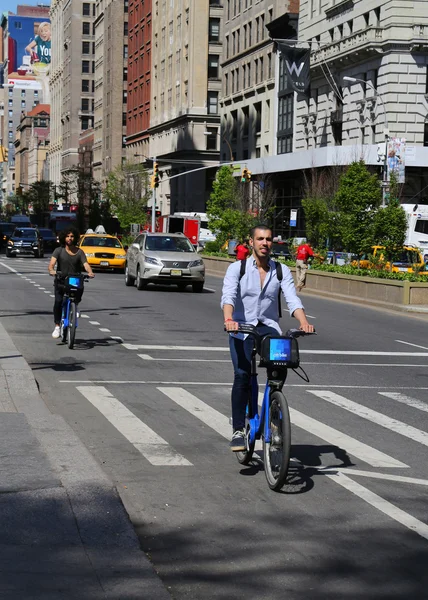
49, 0, 95, 199
14, 104, 50, 191
93, 0, 128, 183
147, 0, 223, 215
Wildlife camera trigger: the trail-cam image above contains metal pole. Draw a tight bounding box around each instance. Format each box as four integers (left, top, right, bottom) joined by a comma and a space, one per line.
151, 156, 156, 232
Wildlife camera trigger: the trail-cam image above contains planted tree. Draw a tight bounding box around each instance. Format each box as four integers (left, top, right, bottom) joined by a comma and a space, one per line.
334, 160, 382, 257
103, 161, 150, 230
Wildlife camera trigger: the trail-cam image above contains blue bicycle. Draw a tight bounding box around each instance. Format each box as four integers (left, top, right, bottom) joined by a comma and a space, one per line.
57, 273, 89, 349
231, 324, 315, 491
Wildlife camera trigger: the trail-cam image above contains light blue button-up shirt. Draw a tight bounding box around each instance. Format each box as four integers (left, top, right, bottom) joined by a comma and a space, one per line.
221, 257, 304, 335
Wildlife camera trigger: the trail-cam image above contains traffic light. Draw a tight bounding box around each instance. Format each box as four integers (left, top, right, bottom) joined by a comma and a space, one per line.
151, 162, 160, 189
0, 145, 8, 163
241, 168, 251, 183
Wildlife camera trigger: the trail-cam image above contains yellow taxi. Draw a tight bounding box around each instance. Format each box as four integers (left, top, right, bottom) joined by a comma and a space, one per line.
79, 232, 127, 272
352, 245, 428, 274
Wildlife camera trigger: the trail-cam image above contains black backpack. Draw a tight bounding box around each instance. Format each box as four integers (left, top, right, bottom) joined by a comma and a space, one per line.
239, 258, 283, 318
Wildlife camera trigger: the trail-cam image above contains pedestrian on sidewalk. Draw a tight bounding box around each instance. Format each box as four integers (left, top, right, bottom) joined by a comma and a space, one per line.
295, 240, 314, 292
234, 238, 250, 261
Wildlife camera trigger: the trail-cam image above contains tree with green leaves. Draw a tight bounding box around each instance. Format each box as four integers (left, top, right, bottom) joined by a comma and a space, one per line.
207, 165, 256, 249
334, 160, 382, 256
103, 161, 150, 230
24, 180, 52, 225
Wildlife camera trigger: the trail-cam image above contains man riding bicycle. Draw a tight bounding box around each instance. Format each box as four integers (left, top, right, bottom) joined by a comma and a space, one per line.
48, 227, 94, 338
221, 224, 314, 451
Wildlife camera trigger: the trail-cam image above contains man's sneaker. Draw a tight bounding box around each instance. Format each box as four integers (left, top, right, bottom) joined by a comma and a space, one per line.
52, 325, 61, 339
230, 429, 246, 452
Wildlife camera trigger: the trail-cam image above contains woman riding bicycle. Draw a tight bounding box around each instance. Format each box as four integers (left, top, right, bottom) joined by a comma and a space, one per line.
221, 224, 314, 451
48, 227, 94, 339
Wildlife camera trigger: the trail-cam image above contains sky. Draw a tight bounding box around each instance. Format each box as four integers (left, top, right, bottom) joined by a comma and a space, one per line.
1, 1, 50, 17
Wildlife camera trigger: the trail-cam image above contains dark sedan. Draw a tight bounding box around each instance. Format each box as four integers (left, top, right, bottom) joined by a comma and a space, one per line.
6, 227, 44, 258
39, 228, 59, 251
0, 222, 16, 250
271, 241, 292, 260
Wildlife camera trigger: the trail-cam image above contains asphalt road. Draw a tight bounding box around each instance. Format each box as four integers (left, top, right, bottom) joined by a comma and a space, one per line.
1, 254, 428, 599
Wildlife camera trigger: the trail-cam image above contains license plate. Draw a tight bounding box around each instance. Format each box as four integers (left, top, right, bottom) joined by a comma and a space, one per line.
100, 261, 109, 266
398, 267, 408, 272
171, 269, 182, 276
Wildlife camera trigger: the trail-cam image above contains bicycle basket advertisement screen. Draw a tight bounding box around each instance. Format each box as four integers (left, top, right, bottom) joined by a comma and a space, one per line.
260, 337, 299, 368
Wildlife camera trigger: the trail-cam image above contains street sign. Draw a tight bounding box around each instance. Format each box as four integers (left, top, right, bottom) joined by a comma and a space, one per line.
290, 209, 297, 227
130, 223, 139, 234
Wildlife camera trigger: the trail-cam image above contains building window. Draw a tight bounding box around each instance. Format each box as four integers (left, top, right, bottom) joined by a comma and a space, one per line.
206, 127, 217, 150
225, 73, 229, 95
81, 98, 89, 110
123, 67, 128, 81
277, 94, 293, 154
82, 60, 90, 73
21, 89, 26, 97
8, 120, 13, 128
8, 99, 13, 107
209, 18, 220, 42
124, 45, 128, 59
9, 131, 13, 139
122, 112, 127, 126
82, 22, 90, 34
231, 110, 238, 140
81, 116, 90, 130
21, 100, 26, 108
8, 109, 13, 116
207, 91, 218, 114
208, 55, 219, 79
242, 106, 249, 137
82, 2, 90, 15
82, 79, 89, 92
34, 90, 38, 97
254, 102, 261, 134
124, 21, 128, 36
82, 41, 90, 54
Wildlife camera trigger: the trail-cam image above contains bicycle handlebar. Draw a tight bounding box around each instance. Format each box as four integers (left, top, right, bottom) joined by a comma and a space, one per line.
225, 323, 316, 340
56, 271, 90, 282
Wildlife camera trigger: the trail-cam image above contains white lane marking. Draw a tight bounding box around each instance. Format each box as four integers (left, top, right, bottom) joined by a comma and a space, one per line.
159, 387, 231, 439
60, 381, 428, 390
39, 288, 45, 291
34, 284, 41, 287
309, 390, 428, 448
50, 295, 54, 298
89, 321, 100, 325
44, 291, 50, 294
203, 287, 216, 292
327, 471, 428, 541
99, 328, 111, 332
323, 468, 428, 487
138, 354, 229, 363
80, 314, 90, 319
77, 386, 192, 466
396, 339, 428, 350
29, 280, 35, 283
123, 343, 428, 357
0, 263, 19, 273
110, 336, 124, 342
379, 391, 428, 413
255, 392, 406, 468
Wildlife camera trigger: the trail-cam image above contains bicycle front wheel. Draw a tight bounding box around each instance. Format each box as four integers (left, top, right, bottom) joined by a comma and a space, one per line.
236, 392, 255, 465
263, 390, 291, 491
67, 302, 76, 349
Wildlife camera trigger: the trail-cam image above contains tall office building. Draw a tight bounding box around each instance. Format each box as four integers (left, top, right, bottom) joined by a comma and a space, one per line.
147, 0, 223, 215
49, 0, 95, 199
93, 0, 128, 183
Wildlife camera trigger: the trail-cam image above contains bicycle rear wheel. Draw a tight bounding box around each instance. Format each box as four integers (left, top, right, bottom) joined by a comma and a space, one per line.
236, 392, 255, 465
67, 302, 76, 349
263, 390, 291, 491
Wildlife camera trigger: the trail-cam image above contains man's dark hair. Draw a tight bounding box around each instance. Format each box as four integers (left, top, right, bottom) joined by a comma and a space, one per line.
250, 224, 273, 239
58, 227, 80, 247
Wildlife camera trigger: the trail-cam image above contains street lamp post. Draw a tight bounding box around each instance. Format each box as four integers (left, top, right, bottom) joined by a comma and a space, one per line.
134, 152, 157, 232
203, 130, 234, 161
343, 76, 390, 207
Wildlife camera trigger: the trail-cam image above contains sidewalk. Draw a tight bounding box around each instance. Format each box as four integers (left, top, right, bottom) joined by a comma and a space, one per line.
0, 321, 172, 599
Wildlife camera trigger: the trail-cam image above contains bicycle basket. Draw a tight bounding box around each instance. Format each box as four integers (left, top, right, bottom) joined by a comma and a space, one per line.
65, 275, 84, 290
259, 335, 300, 369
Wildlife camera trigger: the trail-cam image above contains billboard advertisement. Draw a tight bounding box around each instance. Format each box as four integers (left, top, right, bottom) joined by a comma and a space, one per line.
387, 137, 406, 184
7, 16, 51, 102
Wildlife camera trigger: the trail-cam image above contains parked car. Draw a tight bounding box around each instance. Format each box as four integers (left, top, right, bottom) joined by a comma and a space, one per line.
271, 241, 292, 260
125, 232, 205, 292
38, 228, 59, 252
351, 245, 428, 274
0, 222, 16, 250
6, 227, 44, 258
78, 232, 127, 272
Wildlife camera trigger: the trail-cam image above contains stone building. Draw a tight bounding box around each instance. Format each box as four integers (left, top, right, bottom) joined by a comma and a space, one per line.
14, 104, 50, 190
49, 0, 96, 198
92, 0, 128, 183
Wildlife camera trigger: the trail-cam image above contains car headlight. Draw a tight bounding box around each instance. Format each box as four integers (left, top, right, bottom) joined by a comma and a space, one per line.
145, 256, 163, 266
116, 254, 126, 259
188, 259, 203, 267
85, 253, 95, 257
8, 240, 13, 246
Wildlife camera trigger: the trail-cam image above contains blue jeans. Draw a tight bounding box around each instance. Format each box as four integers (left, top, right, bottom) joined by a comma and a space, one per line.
229, 326, 278, 430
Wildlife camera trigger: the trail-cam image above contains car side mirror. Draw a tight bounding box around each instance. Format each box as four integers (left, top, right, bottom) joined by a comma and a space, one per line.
132, 243, 139, 249
124, 245, 128, 251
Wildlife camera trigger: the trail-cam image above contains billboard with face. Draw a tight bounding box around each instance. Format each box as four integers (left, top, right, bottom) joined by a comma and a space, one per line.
7, 16, 51, 102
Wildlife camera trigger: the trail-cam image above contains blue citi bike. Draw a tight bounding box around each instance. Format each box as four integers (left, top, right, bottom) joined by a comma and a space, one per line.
57, 272, 89, 349
230, 323, 316, 492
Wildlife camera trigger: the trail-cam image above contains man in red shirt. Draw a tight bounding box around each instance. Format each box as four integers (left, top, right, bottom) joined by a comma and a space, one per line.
234, 239, 250, 261
295, 241, 314, 292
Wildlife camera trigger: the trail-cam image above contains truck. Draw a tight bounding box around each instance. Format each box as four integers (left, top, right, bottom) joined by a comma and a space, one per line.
159, 213, 202, 247
402, 203, 428, 256
48, 211, 77, 234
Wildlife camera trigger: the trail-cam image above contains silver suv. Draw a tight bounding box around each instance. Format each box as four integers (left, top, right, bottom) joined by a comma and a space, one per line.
125, 232, 205, 292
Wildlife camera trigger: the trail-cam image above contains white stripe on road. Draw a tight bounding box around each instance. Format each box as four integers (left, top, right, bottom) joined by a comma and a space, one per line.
309, 390, 428, 448
99, 328, 111, 332
379, 391, 428, 413
44, 291, 50, 294
256, 392, 406, 468
124, 343, 428, 357
139, 353, 229, 363
323, 468, 428, 487
89, 321, 100, 325
396, 339, 428, 350
80, 314, 90, 319
77, 386, 192, 466
327, 472, 428, 541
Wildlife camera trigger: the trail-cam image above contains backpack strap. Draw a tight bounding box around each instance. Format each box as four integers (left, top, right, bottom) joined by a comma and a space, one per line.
239, 258, 246, 280
275, 261, 283, 319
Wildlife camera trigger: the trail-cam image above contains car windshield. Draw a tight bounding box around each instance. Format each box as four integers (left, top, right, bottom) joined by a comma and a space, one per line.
14, 229, 36, 239
145, 236, 194, 252
392, 250, 420, 264
82, 236, 122, 248
272, 243, 290, 254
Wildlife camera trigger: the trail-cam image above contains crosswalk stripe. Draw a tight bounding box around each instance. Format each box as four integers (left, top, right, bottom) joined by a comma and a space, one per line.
77, 386, 192, 466
256, 392, 407, 468
378, 391, 428, 413
309, 390, 428, 448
